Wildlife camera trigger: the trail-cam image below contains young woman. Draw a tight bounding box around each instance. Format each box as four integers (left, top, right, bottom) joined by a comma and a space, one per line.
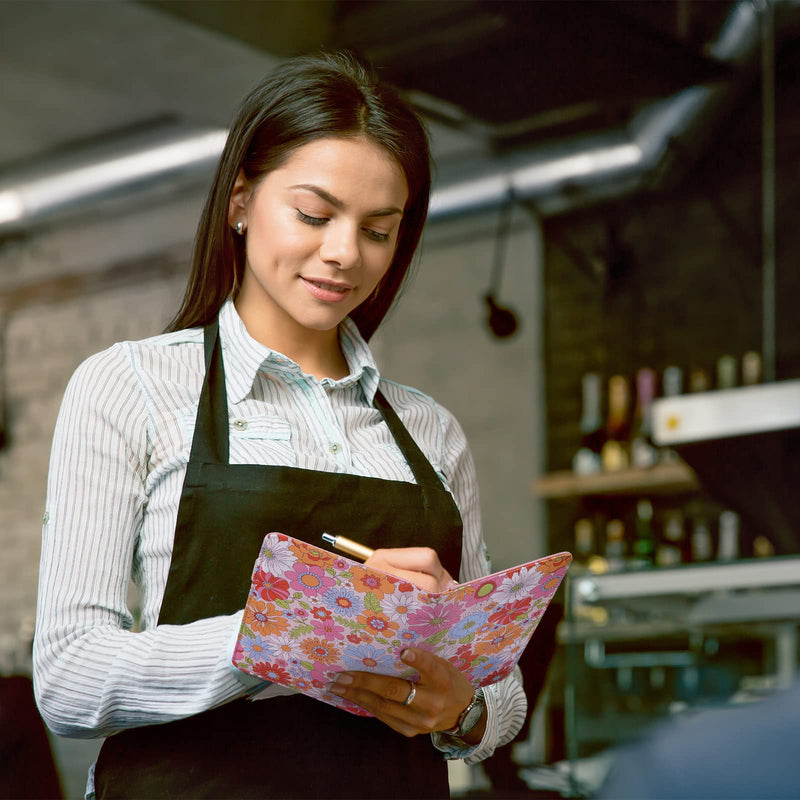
33, 52, 527, 799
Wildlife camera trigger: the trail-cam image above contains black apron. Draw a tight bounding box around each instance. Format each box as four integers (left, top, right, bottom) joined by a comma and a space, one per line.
94, 318, 464, 799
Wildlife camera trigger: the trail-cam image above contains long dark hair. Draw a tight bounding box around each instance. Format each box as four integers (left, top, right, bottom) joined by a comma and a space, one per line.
166, 51, 431, 341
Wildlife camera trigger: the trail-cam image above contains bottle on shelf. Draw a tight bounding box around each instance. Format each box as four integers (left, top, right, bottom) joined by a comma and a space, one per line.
716, 355, 738, 390
662, 365, 683, 397
573, 517, 596, 565
601, 375, 631, 471
631, 499, 656, 567
717, 510, 740, 561
688, 367, 710, 393
660, 366, 684, 464
572, 372, 604, 475
690, 515, 714, 562
741, 351, 763, 386
656, 508, 685, 566
630, 367, 658, 469
604, 518, 627, 572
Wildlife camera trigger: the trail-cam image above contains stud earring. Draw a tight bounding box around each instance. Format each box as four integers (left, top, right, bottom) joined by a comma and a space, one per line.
235, 221, 244, 235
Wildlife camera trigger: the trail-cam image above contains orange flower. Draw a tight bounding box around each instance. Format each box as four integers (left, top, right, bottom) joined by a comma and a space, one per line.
536, 553, 572, 574
290, 541, 336, 568
243, 599, 288, 637
350, 566, 397, 600
356, 610, 399, 639
300, 637, 341, 665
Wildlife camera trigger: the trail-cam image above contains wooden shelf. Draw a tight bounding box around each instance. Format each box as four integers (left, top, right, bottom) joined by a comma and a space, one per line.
533, 461, 699, 498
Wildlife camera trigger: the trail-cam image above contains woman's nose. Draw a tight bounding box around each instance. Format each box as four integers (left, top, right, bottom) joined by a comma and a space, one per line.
319, 223, 360, 269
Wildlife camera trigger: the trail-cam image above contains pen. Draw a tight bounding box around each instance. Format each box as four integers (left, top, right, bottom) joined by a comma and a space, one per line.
321, 532, 375, 561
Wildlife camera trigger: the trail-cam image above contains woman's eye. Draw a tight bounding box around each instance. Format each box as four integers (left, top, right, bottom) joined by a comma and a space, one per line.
296, 210, 327, 226
364, 229, 390, 243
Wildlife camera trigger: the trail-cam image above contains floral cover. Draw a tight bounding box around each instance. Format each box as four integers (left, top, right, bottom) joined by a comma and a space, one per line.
233, 532, 572, 717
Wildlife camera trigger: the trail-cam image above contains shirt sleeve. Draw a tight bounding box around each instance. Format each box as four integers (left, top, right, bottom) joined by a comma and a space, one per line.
33, 344, 254, 739
430, 403, 528, 764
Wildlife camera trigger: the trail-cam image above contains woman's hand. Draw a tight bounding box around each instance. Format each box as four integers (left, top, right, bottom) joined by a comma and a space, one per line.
328, 647, 485, 741
365, 547, 458, 593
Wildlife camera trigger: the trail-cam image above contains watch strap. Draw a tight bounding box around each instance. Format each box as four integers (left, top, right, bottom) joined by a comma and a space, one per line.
442, 687, 485, 738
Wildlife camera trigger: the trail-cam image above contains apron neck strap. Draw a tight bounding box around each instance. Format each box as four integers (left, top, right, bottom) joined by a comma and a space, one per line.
193, 318, 444, 493
188, 317, 230, 465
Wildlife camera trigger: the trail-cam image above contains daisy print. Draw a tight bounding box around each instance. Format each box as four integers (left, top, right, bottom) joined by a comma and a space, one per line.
258, 534, 296, 575
492, 566, 541, 605
381, 592, 416, 624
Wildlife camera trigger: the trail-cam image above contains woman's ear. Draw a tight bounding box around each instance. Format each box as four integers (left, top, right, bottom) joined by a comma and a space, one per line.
227, 169, 251, 231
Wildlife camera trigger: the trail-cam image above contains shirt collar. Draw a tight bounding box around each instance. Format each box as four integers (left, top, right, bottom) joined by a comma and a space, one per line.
218, 299, 381, 405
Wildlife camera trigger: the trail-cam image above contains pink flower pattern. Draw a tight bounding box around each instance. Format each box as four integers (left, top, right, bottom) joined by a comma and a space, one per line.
233, 532, 571, 718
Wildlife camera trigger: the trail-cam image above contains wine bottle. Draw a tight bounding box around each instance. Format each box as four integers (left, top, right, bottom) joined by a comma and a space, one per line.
601, 375, 630, 471
716, 355, 737, 390
690, 516, 713, 562
631, 499, 656, 567
717, 510, 740, 561
656, 508, 685, 566
574, 517, 595, 564
630, 367, 658, 468
572, 372, 604, 474
742, 351, 762, 386
689, 368, 710, 393
604, 518, 626, 571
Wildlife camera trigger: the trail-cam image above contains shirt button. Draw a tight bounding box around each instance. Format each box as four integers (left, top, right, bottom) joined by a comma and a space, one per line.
330, 442, 341, 454
233, 419, 248, 431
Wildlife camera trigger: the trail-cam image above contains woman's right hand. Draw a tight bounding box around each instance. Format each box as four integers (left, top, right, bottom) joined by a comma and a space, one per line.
365, 547, 458, 593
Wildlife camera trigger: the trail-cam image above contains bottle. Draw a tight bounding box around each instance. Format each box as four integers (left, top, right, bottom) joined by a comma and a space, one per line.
630, 367, 658, 468
656, 509, 685, 566
601, 375, 631, 471
604, 518, 627, 571
573, 517, 595, 565
690, 515, 713, 562
660, 366, 683, 464
717, 510, 740, 561
631, 499, 656, 567
689, 368, 710, 393
572, 372, 604, 474
716, 355, 737, 390
742, 351, 762, 386
662, 366, 683, 397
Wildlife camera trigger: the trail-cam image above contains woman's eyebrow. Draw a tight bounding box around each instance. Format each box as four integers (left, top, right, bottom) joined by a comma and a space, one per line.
290, 184, 403, 217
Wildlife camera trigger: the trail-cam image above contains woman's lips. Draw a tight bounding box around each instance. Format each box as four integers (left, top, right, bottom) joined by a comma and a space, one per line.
301, 277, 353, 303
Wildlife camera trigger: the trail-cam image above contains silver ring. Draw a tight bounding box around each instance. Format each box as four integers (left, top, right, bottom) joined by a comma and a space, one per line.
403, 681, 417, 706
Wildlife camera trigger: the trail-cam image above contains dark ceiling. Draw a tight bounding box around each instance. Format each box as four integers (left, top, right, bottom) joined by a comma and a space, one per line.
142, 0, 742, 150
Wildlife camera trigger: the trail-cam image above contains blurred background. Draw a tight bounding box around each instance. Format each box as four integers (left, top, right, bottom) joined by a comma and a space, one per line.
1, 0, 799, 797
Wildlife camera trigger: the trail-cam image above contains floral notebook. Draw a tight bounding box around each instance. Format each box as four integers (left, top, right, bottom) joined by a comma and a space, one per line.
232, 532, 572, 717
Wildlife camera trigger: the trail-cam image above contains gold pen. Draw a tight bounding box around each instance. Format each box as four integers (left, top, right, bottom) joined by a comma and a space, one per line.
321, 532, 374, 561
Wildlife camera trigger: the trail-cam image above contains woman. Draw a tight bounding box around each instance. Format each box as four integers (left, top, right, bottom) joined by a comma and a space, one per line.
33, 52, 526, 799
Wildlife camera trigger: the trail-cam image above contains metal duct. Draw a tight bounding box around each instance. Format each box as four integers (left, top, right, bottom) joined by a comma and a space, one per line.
0, 120, 227, 234
0, 0, 794, 234
428, 0, 772, 219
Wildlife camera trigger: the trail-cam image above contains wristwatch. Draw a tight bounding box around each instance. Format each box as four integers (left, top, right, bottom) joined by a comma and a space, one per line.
441, 687, 486, 745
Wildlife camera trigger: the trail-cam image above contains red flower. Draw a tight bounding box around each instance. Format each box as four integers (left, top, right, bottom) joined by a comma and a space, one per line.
489, 598, 532, 627
252, 660, 291, 684
251, 568, 290, 602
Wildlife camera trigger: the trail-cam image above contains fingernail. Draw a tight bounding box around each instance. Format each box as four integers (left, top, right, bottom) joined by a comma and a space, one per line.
446, 580, 459, 590
334, 673, 353, 686
401, 649, 415, 664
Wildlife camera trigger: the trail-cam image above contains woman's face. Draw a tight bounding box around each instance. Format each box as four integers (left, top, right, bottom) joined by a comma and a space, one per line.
230, 136, 409, 344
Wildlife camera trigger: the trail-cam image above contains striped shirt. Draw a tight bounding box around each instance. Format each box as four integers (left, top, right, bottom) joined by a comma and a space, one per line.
33, 299, 526, 781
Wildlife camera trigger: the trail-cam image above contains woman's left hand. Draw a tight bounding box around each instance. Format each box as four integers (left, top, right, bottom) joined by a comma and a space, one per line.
328, 647, 484, 741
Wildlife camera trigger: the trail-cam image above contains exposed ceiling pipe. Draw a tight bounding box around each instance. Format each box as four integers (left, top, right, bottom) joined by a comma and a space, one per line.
428, 0, 791, 220
0, 120, 227, 234
0, 0, 795, 236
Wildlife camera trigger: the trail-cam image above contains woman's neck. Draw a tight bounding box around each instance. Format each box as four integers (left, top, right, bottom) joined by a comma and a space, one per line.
233, 299, 350, 381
